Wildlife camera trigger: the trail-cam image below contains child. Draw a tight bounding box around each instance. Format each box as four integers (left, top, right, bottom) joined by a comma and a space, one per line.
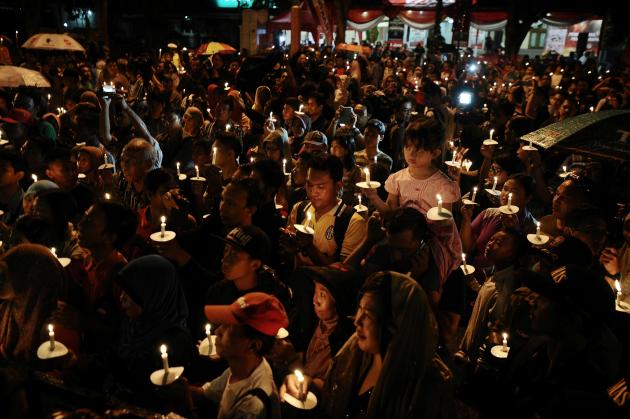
365, 117, 462, 282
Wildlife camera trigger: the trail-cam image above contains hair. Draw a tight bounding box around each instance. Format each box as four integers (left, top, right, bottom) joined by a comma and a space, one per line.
507, 173, 536, 198
500, 228, 529, 267
307, 92, 325, 107
92, 201, 139, 248
144, 168, 175, 195
387, 207, 430, 243
124, 138, 156, 167
564, 206, 606, 235
252, 159, 285, 192
404, 117, 444, 152
34, 189, 78, 241
241, 324, 276, 356
494, 155, 525, 175
308, 154, 344, 183
11, 215, 55, 247
214, 131, 243, 157
358, 272, 394, 356
365, 119, 386, 135
562, 177, 594, 206
507, 116, 532, 138
44, 147, 73, 167
227, 177, 261, 208
192, 138, 213, 154
218, 96, 235, 113
493, 100, 515, 118
331, 136, 356, 171
0, 150, 27, 173
285, 97, 301, 112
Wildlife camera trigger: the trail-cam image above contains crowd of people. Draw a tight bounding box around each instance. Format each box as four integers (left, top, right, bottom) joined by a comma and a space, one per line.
1, 38, 630, 419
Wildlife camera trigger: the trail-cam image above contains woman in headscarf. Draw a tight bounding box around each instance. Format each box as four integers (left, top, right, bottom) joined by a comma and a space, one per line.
22, 179, 59, 216
111, 255, 194, 394
318, 272, 454, 419
76, 145, 105, 194
0, 244, 72, 363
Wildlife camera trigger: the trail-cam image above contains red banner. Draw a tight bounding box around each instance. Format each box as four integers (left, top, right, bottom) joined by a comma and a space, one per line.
312, 0, 333, 44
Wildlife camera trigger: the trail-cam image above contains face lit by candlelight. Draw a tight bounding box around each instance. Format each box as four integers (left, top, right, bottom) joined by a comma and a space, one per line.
500, 179, 531, 208
354, 293, 382, 355
313, 282, 337, 321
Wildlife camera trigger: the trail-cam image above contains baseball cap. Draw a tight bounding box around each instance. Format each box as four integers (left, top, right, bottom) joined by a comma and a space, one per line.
213, 225, 271, 264
204, 292, 289, 336
364, 119, 386, 135
302, 130, 328, 147
262, 128, 289, 148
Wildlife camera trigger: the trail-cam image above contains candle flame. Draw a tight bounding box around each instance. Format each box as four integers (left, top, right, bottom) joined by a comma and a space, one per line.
502, 332, 508, 340
436, 194, 442, 202
160, 344, 167, 354
294, 369, 304, 383
48, 324, 54, 333
205, 323, 211, 334
160, 216, 166, 223
615, 280, 621, 292
51, 247, 57, 256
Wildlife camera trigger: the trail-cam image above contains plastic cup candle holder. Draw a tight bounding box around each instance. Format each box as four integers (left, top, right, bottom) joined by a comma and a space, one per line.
460, 253, 476, 275
284, 369, 318, 410
354, 194, 368, 213
499, 193, 519, 215
37, 323, 69, 360
559, 165, 571, 178
527, 222, 550, 245
191, 165, 206, 182
176, 162, 187, 181
150, 216, 176, 242
486, 176, 501, 196
294, 211, 315, 235
522, 140, 537, 152
357, 167, 380, 189
50, 247, 71, 267
483, 128, 498, 146
490, 332, 510, 359
427, 194, 452, 221
445, 149, 462, 168
150, 344, 184, 386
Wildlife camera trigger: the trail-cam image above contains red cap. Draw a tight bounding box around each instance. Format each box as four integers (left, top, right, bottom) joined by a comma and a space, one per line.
204, 292, 288, 337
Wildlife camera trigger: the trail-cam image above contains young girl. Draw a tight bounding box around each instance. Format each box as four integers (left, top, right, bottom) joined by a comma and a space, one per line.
366, 118, 462, 281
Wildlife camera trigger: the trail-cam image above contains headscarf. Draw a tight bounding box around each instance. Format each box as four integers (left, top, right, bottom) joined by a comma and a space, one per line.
322, 272, 449, 419
78, 146, 105, 173
0, 244, 65, 363
115, 255, 188, 359
24, 180, 59, 199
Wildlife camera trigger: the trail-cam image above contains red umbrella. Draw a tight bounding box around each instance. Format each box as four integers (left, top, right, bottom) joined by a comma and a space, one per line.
196, 42, 237, 56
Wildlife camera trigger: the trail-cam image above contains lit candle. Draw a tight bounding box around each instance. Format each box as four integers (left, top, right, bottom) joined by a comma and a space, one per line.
471, 186, 478, 202
452, 149, 457, 163
562, 165, 567, 175
358, 194, 362, 206
160, 216, 166, 238
491, 176, 498, 192
590, 106, 594, 112
507, 192, 513, 208
104, 154, 109, 165
437, 194, 443, 213
31, 174, 38, 182
502, 332, 508, 352
212, 147, 217, 165
159, 48, 162, 58
205, 323, 214, 354
615, 280, 622, 306
224, 82, 229, 90
295, 369, 305, 399
47, 93, 51, 101
51, 247, 57, 256
282, 158, 287, 173
176, 162, 181, 176
195, 165, 200, 178
363, 167, 371, 186
489, 129, 495, 140
104, 193, 111, 200
48, 324, 56, 351
269, 111, 274, 121
373, 155, 377, 165
299, 104, 304, 113
461, 253, 468, 274
226, 123, 231, 132
250, 156, 254, 164
160, 344, 169, 373
464, 160, 472, 172
306, 211, 312, 229
536, 221, 541, 238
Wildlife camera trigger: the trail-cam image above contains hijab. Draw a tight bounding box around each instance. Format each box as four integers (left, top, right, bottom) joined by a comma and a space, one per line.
0, 244, 65, 363
115, 255, 188, 359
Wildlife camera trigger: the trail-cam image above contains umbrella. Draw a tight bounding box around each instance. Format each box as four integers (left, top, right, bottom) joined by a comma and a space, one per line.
21, 33, 85, 52
0, 65, 51, 88
196, 42, 236, 56
336, 43, 372, 55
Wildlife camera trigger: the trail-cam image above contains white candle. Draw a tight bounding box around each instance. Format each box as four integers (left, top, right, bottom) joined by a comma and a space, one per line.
104, 193, 111, 200
373, 155, 377, 165
452, 149, 457, 163
528, 140, 533, 148
562, 165, 567, 174
358, 195, 362, 206
160, 344, 169, 372
589, 106, 594, 112
250, 156, 254, 164
205, 323, 213, 355
104, 154, 109, 165
269, 111, 274, 121
176, 162, 181, 176
159, 48, 162, 58
536, 221, 541, 238
491, 176, 498, 192
363, 167, 371, 186
615, 280, 622, 306
461, 253, 468, 274
48, 324, 56, 351
195, 165, 200, 178
299, 104, 304, 113
502, 332, 508, 352
471, 187, 478, 202
51, 247, 57, 256
507, 192, 513, 208
212, 147, 217, 165
489, 129, 495, 140
437, 194, 443, 213
160, 216, 166, 238
224, 82, 229, 90
47, 93, 51, 101
32, 174, 38, 182
226, 123, 231, 132
464, 160, 472, 172
295, 369, 305, 399
282, 158, 287, 173
306, 211, 312, 228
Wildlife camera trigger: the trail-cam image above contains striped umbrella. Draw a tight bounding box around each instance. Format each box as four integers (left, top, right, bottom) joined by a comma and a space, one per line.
196, 42, 237, 56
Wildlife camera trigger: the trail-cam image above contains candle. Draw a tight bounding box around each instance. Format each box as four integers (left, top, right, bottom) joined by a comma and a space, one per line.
471, 186, 478, 202
306, 211, 312, 228
491, 176, 498, 192
212, 147, 217, 165
562, 165, 567, 174
452, 149, 457, 163
195, 165, 200, 178
363, 167, 371, 186
269, 111, 274, 121
464, 160, 472, 172
358, 194, 362, 206
15, 30, 18, 44
615, 280, 622, 306
528, 140, 534, 148
226, 123, 231, 132
437, 194, 443, 213
299, 104, 304, 113
534, 221, 541, 238
295, 369, 305, 399
507, 192, 513, 208
224, 82, 229, 90
47, 93, 51, 101
32, 174, 38, 182
205, 323, 214, 355
176, 162, 181, 176
48, 324, 56, 351
489, 128, 495, 140
160, 216, 166, 238
160, 344, 169, 372
104, 154, 109, 165
282, 158, 287, 173
461, 253, 468, 274
159, 48, 162, 58
250, 156, 254, 164
51, 247, 57, 256
373, 155, 378, 165
502, 332, 508, 352
104, 193, 111, 200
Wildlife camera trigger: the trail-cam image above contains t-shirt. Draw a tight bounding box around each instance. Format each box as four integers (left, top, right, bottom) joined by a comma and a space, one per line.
287, 199, 367, 267
354, 149, 393, 172
384, 168, 463, 282
202, 358, 281, 419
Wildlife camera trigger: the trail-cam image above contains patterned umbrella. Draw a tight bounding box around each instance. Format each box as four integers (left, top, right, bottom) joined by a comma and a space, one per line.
21, 33, 85, 52
336, 43, 372, 55
196, 42, 237, 56
0, 65, 51, 87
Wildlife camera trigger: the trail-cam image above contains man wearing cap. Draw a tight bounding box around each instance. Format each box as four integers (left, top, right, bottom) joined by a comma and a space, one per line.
300, 130, 328, 155
188, 292, 287, 419
354, 118, 393, 172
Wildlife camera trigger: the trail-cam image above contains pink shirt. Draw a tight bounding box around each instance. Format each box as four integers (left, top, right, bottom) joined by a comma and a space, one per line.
385, 168, 463, 283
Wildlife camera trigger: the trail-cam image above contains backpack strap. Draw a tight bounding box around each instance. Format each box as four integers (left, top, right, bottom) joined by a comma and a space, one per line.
231, 387, 271, 419
333, 203, 355, 261
295, 200, 311, 225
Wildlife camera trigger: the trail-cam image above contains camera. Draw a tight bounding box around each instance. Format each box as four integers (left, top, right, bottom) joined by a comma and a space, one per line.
98, 83, 117, 98
458, 91, 473, 106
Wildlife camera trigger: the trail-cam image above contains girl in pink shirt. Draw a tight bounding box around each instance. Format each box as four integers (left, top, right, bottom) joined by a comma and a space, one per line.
366, 118, 462, 282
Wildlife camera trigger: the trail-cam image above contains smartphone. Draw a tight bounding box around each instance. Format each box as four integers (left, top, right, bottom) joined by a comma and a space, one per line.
338, 106, 355, 125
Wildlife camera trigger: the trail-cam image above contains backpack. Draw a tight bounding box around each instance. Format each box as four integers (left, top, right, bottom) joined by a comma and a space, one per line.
295, 200, 355, 261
